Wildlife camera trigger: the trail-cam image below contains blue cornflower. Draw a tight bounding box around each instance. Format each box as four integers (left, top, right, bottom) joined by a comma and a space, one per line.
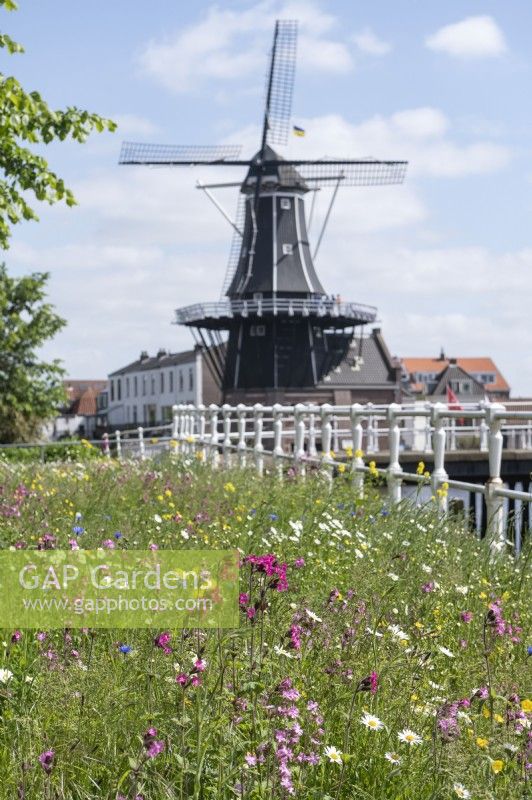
269, 513, 278, 521
381, 508, 389, 517
119, 644, 132, 654
72, 526, 84, 535
249, 509, 257, 516
337, 503, 345, 510
114, 531, 123, 539
527, 645, 532, 656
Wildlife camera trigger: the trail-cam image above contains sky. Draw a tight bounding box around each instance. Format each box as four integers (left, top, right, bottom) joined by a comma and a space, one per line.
3, 0, 532, 394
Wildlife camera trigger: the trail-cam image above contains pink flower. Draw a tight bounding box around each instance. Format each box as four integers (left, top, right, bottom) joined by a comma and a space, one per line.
460, 611, 473, 623
154, 632, 172, 654
176, 673, 188, 685
38, 749, 55, 774
194, 658, 207, 672
148, 543, 159, 551
102, 539, 115, 549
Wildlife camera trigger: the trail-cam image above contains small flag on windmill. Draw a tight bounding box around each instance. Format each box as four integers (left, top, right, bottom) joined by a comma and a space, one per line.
293, 125, 305, 137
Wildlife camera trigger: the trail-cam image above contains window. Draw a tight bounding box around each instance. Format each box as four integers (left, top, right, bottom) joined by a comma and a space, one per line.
282, 243, 293, 255
134, 376, 138, 397
250, 324, 266, 336
253, 292, 263, 301
160, 372, 165, 393
110, 380, 115, 402
117, 379, 121, 401
169, 371, 174, 392
133, 406, 137, 423
126, 377, 130, 398
189, 368, 194, 391
142, 377, 146, 396
179, 371, 183, 392
151, 376, 155, 395
280, 197, 291, 210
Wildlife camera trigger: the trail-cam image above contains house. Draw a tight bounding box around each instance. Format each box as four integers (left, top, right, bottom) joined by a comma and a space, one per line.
401, 351, 510, 402
106, 346, 221, 428
45, 380, 107, 440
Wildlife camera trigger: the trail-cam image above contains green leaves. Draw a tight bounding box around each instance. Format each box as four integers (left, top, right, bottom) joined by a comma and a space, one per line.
0, 12, 115, 248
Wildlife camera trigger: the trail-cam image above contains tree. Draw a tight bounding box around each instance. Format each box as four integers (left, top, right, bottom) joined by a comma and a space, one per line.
0, 265, 66, 442
0, 1, 115, 440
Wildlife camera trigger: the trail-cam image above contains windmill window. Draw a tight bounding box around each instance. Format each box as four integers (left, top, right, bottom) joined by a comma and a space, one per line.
280, 198, 291, 210
250, 325, 266, 336
282, 243, 293, 255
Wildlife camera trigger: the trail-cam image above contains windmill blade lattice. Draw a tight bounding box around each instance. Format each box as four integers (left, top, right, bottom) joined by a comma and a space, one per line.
265, 20, 298, 147
119, 142, 242, 165
279, 159, 408, 187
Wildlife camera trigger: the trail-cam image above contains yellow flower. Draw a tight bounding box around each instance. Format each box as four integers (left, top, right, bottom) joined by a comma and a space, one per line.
479, 591, 488, 600
416, 461, 425, 475
482, 707, 491, 719
151, 437, 159, 444
169, 439, 178, 448
224, 482, 236, 493
337, 464, 346, 474
521, 699, 532, 713
354, 448, 363, 459
494, 713, 504, 724
423, 470, 430, 479
344, 446, 353, 458
329, 450, 335, 459
476, 737, 489, 749
490, 760, 504, 775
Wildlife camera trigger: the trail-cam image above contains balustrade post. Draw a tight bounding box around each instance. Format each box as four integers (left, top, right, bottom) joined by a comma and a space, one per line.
424, 404, 432, 453
449, 418, 457, 452
366, 403, 375, 453
430, 403, 448, 513
222, 404, 233, 467
386, 403, 403, 506
294, 403, 306, 476
485, 403, 506, 554
273, 403, 284, 479
350, 403, 364, 498
115, 430, 122, 461
320, 403, 334, 484
171, 404, 179, 440
237, 404, 247, 468
102, 432, 110, 459
209, 404, 220, 466
253, 403, 265, 475
332, 415, 339, 454
308, 411, 318, 459
197, 404, 206, 462
137, 426, 145, 461
479, 406, 489, 452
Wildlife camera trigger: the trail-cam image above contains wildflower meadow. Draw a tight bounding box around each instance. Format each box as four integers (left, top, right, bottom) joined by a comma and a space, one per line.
0, 453, 530, 799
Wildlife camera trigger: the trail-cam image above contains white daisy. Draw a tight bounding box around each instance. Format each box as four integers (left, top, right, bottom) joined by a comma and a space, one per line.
361, 713, 384, 731
398, 728, 422, 746
324, 745, 342, 764
438, 646, 455, 658
305, 609, 323, 623
0, 669, 13, 684
453, 783, 471, 798
384, 751, 401, 765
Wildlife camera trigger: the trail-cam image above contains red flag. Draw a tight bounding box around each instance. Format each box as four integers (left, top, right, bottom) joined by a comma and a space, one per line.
446, 384, 464, 425
446, 384, 462, 410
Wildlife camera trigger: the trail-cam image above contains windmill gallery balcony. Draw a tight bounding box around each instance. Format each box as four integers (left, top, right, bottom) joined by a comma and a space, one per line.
174, 296, 377, 329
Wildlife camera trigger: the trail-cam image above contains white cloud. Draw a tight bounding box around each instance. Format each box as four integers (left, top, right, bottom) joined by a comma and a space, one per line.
425, 16, 507, 60
352, 27, 391, 56
113, 114, 160, 137
139, 0, 353, 94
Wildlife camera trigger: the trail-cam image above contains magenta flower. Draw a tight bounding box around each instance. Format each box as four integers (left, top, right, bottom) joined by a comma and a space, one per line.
38, 749, 55, 774
460, 611, 473, 623
143, 727, 165, 758
154, 631, 172, 654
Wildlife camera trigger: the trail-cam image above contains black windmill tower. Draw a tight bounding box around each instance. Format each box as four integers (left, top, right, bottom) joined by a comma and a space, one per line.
120, 20, 407, 399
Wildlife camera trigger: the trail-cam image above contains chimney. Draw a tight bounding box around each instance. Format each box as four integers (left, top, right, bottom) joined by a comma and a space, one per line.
140, 350, 149, 361
449, 358, 457, 366
156, 348, 167, 359
438, 347, 446, 360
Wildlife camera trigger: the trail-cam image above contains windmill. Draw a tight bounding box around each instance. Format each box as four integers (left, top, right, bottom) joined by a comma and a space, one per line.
119, 20, 407, 398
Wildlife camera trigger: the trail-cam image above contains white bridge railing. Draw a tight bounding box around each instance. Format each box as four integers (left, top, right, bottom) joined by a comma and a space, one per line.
103, 401, 532, 556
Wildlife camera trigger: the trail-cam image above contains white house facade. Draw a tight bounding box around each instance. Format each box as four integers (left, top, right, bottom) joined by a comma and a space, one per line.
107, 348, 205, 428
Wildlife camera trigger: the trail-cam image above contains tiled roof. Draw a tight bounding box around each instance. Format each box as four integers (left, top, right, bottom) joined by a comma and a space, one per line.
402, 356, 509, 392
109, 349, 197, 377
62, 380, 106, 417
431, 364, 485, 398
